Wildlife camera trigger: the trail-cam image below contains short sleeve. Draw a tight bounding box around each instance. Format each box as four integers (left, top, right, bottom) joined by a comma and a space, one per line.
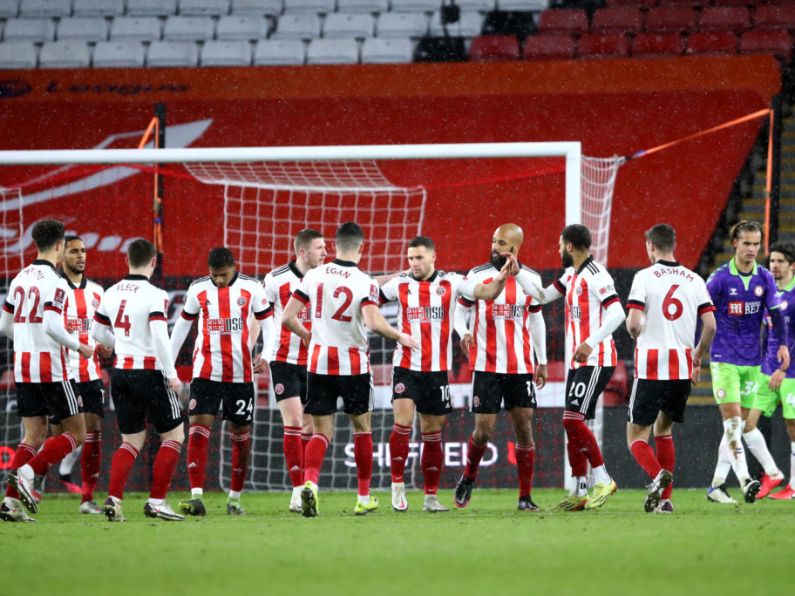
43, 278, 69, 315
457, 269, 476, 306
180, 285, 200, 321
253, 282, 273, 320
94, 290, 111, 326
592, 270, 620, 308
626, 271, 646, 311
361, 276, 380, 308
696, 279, 717, 316
263, 273, 277, 305
3, 279, 16, 314
148, 290, 168, 323
553, 272, 569, 296
292, 274, 312, 306
379, 276, 399, 304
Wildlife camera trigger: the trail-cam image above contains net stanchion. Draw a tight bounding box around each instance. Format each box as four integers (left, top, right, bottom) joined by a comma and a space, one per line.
581, 156, 625, 267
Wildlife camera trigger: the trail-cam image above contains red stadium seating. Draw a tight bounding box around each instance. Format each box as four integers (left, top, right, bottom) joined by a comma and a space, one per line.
522, 34, 577, 60
753, 4, 795, 32
605, 0, 657, 9
469, 35, 521, 61
714, 0, 759, 6
645, 6, 697, 33
631, 32, 685, 56
578, 32, 631, 57
686, 31, 738, 55
591, 7, 645, 35
537, 9, 589, 36
657, 0, 704, 8
699, 6, 751, 32
739, 30, 792, 63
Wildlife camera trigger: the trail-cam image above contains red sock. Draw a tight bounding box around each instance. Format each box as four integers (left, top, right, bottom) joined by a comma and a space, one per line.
354, 432, 373, 497
284, 426, 304, 488
655, 434, 675, 500
421, 431, 443, 495
389, 423, 412, 483
465, 435, 488, 481
6, 444, 36, 499
230, 430, 251, 493
565, 430, 589, 478
187, 424, 211, 492
150, 439, 182, 499
303, 434, 329, 485
108, 442, 138, 500
515, 443, 536, 498
27, 432, 79, 476
562, 413, 604, 468
301, 433, 312, 462
81, 431, 102, 503
630, 439, 661, 479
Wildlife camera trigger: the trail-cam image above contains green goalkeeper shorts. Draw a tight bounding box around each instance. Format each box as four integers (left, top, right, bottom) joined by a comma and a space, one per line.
710, 362, 759, 409
751, 371, 795, 419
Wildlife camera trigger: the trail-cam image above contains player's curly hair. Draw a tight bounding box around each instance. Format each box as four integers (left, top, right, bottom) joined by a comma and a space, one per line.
561, 224, 591, 250
208, 247, 235, 269
31, 219, 65, 252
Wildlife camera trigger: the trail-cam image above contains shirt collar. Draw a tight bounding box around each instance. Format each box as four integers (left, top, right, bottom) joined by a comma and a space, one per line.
211, 271, 239, 288
61, 273, 87, 290
289, 261, 304, 280
411, 271, 439, 282
729, 258, 758, 277
576, 256, 594, 275
333, 259, 357, 267
656, 259, 680, 267
33, 259, 56, 272
124, 274, 149, 281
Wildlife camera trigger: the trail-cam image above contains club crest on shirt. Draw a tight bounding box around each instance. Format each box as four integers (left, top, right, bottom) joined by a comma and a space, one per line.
575, 286, 583, 296
189, 399, 197, 411
274, 383, 285, 395
237, 297, 247, 307
92, 299, 99, 308
394, 382, 406, 394
754, 286, 764, 297
436, 286, 446, 296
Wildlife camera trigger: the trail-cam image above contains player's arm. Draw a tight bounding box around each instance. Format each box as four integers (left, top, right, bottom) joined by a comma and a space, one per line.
626, 308, 643, 340
43, 286, 92, 358
149, 295, 179, 388
282, 295, 311, 345
693, 306, 717, 384
250, 286, 274, 374
765, 273, 790, 371
0, 298, 13, 340
516, 268, 565, 305
169, 310, 195, 362
361, 303, 417, 348
574, 296, 626, 363
454, 283, 474, 359
373, 271, 403, 286
527, 304, 547, 388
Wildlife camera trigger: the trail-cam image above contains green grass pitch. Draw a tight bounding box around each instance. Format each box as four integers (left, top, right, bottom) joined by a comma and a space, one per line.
2, 488, 793, 596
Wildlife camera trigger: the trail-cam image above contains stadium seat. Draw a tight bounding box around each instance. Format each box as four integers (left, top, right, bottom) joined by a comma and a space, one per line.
390, 0, 441, 14
456, 0, 495, 12
537, 9, 589, 36
39, 40, 92, 68
739, 30, 792, 63
58, 17, 109, 42
126, 0, 178, 17
93, 40, 146, 67
686, 30, 738, 55
232, 0, 284, 14
698, 6, 750, 33
0, 0, 18, 19
656, 0, 703, 7
282, 0, 335, 13
631, 31, 684, 56
604, 0, 656, 8
179, 0, 232, 16
253, 38, 306, 63
644, 6, 696, 33
496, 0, 548, 11
591, 7, 644, 35
163, 16, 217, 41
337, 0, 388, 13
753, 4, 795, 32
216, 15, 269, 39
522, 33, 576, 59
429, 11, 485, 36
306, 37, 359, 63
73, 0, 126, 17
0, 41, 37, 68
110, 17, 162, 41
469, 34, 520, 60
3, 18, 55, 43
201, 39, 252, 65
323, 13, 374, 38
414, 36, 466, 60
19, 0, 69, 18
360, 37, 414, 62
272, 13, 321, 38
481, 10, 536, 37
578, 32, 630, 57
147, 40, 200, 66
376, 12, 428, 38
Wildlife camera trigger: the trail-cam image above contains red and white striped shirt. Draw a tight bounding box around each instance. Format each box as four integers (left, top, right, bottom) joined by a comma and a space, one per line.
293, 259, 379, 376
458, 263, 542, 375
4, 260, 73, 383
180, 273, 272, 383
555, 257, 619, 370
94, 275, 171, 372
63, 276, 104, 383
627, 260, 715, 380
381, 271, 474, 372
264, 262, 311, 366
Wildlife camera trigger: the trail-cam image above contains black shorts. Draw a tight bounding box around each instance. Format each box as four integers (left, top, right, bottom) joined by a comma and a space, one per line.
269, 361, 308, 404
628, 378, 692, 426
565, 366, 615, 420
17, 380, 82, 422
392, 367, 452, 416
110, 369, 184, 435
305, 373, 372, 416
471, 371, 536, 414
189, 378, 255, 425
50, 379, 105, 425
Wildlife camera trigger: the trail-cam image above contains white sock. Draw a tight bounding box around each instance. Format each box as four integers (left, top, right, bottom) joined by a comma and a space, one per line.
148, 498, 164, 506
58, 445, 82, 476
592, 465, 611, 485
743, 428, 781, 476
571, 476, 588, 497
358, 494, 370, 504
191, 488, 203, 498
711, 436, 733, 488
228, 490, 241, 500
790, 442, 795, 489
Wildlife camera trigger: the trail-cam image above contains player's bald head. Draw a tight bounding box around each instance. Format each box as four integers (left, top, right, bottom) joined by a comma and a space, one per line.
495, 223, 524, 246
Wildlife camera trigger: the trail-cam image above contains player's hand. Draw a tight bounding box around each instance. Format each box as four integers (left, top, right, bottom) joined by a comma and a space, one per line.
769, 369, 785, 391
535, 364, 547, 389
460, 333, 473, 363
574, 342, 593, 363
252, 356, 268, 375
95, 344, 113, 359
397, 333, 419, 350
778, 345, 790, 371
167, 376, 181, 392
77, 344, 94, 359
300, 332, 311, 348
